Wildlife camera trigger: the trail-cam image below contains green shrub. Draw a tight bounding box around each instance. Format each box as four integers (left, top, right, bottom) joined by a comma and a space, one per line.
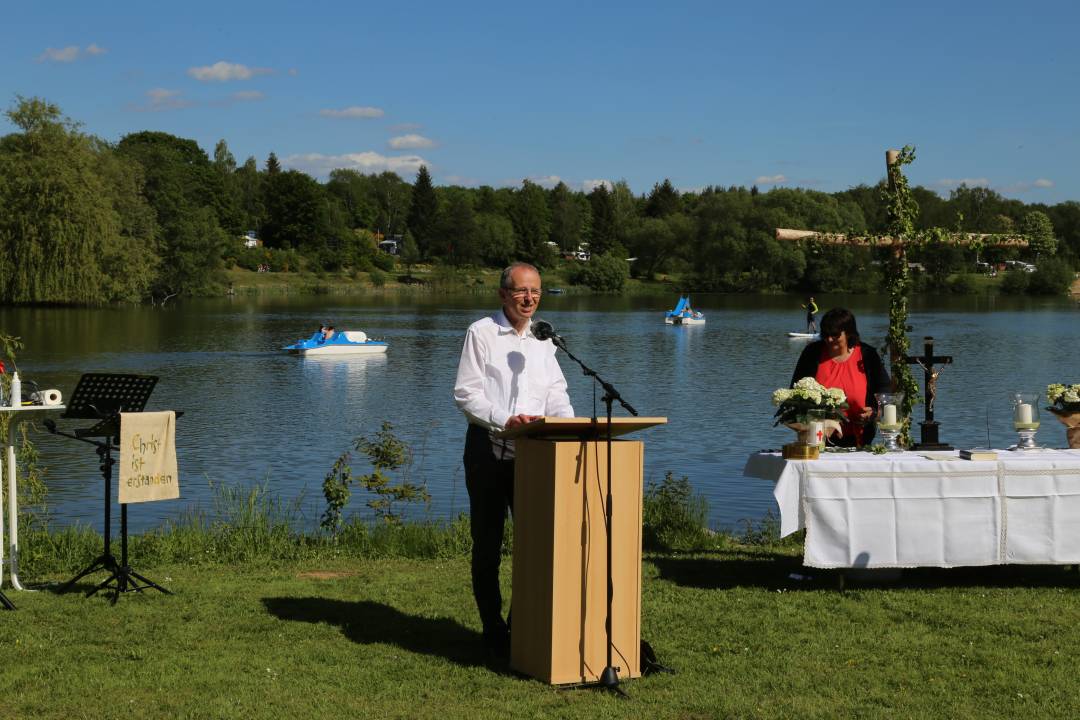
322, 421, 431, 531
1000, 269, 1030, 295
642, 472, 710, 551
235, 246, 302, 273
566, 252, 629, 292
946, 273, 978, 294
369, 269, 386, 287
1027, 258, 1074, 295
372, 253, 396, 272
353, 255, 375, 274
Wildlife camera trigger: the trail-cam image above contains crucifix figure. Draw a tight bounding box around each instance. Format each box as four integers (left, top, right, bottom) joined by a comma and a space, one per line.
904, 337, 953, 450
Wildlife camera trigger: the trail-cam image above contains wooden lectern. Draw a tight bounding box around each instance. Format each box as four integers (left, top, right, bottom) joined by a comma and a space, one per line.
499, 417, 667, 685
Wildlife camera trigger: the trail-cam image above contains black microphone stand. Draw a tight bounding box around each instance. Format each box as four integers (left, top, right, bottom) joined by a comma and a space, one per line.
550, 334, 637, 696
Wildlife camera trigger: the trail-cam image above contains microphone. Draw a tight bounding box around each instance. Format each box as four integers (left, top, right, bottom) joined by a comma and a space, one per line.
531, 319, 565, 347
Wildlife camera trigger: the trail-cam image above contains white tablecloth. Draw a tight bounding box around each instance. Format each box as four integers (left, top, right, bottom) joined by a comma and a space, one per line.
743, 449, 1080, 569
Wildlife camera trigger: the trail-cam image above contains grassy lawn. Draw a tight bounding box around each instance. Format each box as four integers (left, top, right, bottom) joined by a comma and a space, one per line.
4, 545, 1080, 719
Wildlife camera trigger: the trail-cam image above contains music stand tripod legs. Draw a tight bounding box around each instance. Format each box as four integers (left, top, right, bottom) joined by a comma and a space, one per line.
54, 432, 170, 604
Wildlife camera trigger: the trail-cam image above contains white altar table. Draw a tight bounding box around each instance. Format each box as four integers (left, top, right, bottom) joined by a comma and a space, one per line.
743, 449, 1080, 569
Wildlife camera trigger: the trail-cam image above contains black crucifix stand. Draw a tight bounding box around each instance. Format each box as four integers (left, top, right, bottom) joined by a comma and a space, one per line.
45, 374, 173, 604
905, 337, 953, 451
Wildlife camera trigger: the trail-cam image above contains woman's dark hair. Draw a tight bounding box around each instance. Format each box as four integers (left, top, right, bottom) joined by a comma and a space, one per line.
819, 307, 860, 347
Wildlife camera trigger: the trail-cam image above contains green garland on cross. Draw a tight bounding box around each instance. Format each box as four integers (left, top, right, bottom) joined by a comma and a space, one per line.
881, 147, 920, 446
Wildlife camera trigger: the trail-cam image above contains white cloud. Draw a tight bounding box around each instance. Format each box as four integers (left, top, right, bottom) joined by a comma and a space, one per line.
37, 43, 108, 63
187, 61, 272, 82
388, 134, 435, 150
441, 174, 478, 187
231, 90, 265, 102
935, 177, 991, 189
132, 88, 192, 112
37, 46, 81, 63
583, 179, 613, 192
320, 106, 384, 119
284, 151, 426, 178
499, 175, 573, 189
754, 174, 787, 185
526, 175, 562, 188
997, 178, 1056, 195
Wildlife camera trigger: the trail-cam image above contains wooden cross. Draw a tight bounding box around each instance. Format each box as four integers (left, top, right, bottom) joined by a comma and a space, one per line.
904, 337, 953, 450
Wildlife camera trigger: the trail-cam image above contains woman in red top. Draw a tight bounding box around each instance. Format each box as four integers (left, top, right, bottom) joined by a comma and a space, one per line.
790, 308, 890, 447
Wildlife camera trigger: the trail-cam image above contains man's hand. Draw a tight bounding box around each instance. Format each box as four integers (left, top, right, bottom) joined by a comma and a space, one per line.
505, 414, 542, 430
858, 406, 874, 422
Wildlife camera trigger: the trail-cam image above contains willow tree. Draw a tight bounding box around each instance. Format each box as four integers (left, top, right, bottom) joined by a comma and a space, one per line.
0, 97, 111, 303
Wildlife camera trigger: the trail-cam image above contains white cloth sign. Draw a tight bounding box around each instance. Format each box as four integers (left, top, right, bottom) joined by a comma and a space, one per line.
743, 449, 1080, 568
119, 411, 180, 504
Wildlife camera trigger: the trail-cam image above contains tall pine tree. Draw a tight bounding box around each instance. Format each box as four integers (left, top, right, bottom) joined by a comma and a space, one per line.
406, 165, 438, 259
588, 184, 617, 255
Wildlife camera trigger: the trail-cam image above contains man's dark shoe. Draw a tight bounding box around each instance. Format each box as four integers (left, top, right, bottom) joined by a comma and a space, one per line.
483, 626, 510, 663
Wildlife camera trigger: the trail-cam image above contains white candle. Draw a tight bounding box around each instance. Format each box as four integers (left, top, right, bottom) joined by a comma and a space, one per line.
882, 404, 897, 426
1016, 403, 1033, 424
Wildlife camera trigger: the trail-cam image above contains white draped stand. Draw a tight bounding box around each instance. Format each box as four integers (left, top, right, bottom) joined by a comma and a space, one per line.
744, 449, 1080, 569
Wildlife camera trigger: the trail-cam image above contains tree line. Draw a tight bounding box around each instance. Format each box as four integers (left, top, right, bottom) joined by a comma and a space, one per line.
1, 96, 1076, 304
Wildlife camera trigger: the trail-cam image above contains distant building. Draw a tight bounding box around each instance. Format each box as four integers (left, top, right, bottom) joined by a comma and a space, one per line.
378, 234, 403, 255
241, 230, 261, 248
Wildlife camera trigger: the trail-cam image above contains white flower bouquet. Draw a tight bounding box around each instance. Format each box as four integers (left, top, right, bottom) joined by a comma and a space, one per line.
1046, 383, 1080, 449
772, 377, 848, 427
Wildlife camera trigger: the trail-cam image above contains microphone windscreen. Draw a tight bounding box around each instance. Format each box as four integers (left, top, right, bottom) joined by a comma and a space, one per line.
532, 319, 555, 341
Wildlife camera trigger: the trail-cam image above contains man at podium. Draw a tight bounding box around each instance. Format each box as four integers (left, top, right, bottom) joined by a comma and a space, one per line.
453, 261, 575, 660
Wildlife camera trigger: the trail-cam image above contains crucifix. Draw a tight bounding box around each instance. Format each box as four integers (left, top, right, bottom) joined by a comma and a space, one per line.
904, 336, 953, 450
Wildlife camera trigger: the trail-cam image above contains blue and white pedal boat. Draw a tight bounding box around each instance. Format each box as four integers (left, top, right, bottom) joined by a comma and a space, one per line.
284, 331, 389, 356
664, 295, 705, 325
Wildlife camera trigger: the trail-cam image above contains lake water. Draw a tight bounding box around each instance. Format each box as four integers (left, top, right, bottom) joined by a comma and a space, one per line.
2, 292, 1077, 534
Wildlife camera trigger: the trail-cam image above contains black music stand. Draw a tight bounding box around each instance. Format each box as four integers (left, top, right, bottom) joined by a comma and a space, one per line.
47, 374, 172, 603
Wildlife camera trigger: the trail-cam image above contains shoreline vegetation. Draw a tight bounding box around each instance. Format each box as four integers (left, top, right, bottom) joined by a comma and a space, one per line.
223, 264, 678, 296
223, 264, 1080, 298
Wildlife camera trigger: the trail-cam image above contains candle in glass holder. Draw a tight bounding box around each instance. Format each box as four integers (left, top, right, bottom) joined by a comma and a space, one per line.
882, 403, 898, 426
1015, 403, 1033, 425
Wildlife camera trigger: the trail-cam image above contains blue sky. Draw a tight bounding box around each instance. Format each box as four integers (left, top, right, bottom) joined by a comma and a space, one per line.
4, 1, 1078, 202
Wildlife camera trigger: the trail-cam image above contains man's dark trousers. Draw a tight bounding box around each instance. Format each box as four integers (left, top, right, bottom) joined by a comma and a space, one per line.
463, 423, 515, 644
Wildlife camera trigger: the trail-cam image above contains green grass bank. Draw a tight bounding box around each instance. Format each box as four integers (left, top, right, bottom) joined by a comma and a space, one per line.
3, 475, 1080, 720
4, 544, 1080, 719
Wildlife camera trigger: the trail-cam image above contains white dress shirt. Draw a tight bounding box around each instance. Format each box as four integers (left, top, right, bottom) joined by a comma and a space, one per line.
454, 311, 574, 442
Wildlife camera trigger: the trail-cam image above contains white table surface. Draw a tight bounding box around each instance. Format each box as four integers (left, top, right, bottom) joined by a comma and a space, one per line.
743, 448, 1080, 569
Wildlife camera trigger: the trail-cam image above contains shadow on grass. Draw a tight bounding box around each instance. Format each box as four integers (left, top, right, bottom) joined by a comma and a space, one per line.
649, 553, 804, 590
649, 553, 1080, 591
262, 596, 506, 671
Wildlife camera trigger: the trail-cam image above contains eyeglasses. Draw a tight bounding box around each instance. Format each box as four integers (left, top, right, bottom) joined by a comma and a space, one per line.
506, 287, 542, 299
